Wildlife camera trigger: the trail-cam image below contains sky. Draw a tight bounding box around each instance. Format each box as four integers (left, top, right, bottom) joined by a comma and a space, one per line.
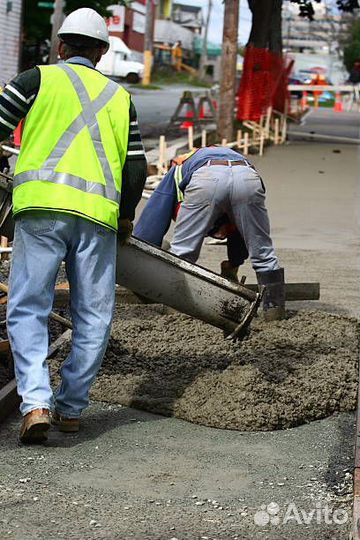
178, 0, 253, 46
177, 0, 342, 47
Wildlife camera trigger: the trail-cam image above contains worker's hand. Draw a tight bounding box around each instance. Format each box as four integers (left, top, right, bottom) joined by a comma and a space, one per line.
220, 260, 239, 283
117, 218, 133, 246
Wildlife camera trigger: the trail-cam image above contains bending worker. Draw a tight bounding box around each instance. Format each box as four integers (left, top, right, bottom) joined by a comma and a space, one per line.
134, 146, 284, 321
0, 8, 146, 443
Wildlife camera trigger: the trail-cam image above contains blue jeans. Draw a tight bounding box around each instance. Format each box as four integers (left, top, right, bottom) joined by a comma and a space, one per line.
7, 211, 116, 417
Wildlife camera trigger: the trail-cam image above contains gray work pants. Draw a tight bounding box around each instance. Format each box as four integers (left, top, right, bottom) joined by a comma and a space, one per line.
170, 162, 279, 272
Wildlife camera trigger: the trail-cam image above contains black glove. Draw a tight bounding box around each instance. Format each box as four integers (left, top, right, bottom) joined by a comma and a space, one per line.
220, 260, 239, 283
117, 219, 133, 246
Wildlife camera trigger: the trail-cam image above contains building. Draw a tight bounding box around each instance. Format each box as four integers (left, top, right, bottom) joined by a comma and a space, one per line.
282, 3, 349, 55
172, 3, 203, 33
282, 2, 351, 83
106, 2, 152, 62
155, 0, 203, 50
0, 0, 22, 86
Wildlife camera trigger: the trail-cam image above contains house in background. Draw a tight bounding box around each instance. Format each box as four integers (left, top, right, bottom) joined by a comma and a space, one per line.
154, 0, 203, 67
172, 3, 203, 34
0, 0, 22, 86
106, 2, 155, 63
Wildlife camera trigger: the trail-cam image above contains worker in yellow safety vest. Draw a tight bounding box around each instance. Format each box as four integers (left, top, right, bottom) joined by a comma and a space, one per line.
0, 8, 147, 443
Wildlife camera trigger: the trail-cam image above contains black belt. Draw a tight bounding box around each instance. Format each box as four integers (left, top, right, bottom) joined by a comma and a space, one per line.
208, 159, 247, 166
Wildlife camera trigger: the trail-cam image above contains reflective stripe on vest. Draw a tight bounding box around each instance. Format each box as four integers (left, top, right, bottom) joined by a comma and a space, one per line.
13, 65, 120, 204
174, 165, 184, 203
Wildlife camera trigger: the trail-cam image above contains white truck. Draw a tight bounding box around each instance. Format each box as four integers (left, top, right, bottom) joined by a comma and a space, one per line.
97, 36, 144, 84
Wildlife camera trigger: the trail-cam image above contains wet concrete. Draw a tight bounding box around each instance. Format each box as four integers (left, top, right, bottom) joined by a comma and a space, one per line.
51, 308, 359, 432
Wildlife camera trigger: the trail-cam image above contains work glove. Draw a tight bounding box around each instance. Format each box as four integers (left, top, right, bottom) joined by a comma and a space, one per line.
117, 218, 133, 246
256, 268, 286, 322
220, 260, 239, 283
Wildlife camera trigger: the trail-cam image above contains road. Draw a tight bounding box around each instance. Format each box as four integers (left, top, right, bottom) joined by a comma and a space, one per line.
127, 84, 213, 139
288, 108, 360, 141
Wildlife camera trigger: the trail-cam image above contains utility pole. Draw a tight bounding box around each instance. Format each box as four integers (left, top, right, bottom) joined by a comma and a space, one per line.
218, 0, 240, 141
199, 0, 213, 80
143, 0, 154, 85
49, 0, 65, 65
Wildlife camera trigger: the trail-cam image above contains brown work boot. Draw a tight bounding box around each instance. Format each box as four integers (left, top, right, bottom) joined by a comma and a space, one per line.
19, 409, 50, 444
52, 411, 80, 433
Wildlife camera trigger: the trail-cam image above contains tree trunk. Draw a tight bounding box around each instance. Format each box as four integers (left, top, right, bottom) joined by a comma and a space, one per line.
247, 0, 273, 49
218, 0, 240, 142
143, 0, 154, 85
269, 0, 283, 54
199, 0, 213, 80
247, 0, 283, 53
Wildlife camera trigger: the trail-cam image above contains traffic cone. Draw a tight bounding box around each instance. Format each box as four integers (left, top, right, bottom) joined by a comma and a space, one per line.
333, 92, 343, 112
300, 91, 308, 111
180, 108, 194, 129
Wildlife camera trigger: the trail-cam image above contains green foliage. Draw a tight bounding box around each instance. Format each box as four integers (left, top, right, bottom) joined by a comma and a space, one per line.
24, 0, 130, 45
343, 18, 360, 72
63, 0, 126, 16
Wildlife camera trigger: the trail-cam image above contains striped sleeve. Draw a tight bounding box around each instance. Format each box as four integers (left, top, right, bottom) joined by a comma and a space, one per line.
0, 68, 40, 141
126, 100, 145, 160
119, 100, 147, 221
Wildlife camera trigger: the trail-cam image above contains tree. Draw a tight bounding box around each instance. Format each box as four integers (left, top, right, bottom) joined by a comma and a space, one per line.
343, 17, 360, 72
199, 0, 213, 80
246, 0, 359, 53
218, 0, 240, 141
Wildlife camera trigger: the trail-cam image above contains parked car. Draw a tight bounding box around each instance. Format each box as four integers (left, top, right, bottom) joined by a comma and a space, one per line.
97, 36, 144, 84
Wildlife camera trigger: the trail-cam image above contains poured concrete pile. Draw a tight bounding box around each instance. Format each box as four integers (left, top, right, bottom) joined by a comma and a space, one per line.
51, 305, 359, 431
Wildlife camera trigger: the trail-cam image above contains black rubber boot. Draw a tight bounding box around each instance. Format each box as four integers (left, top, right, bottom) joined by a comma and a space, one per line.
256, 268, 285, 321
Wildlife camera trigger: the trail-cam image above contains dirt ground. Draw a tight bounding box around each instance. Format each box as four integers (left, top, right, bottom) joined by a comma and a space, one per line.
0, 113, 359, 539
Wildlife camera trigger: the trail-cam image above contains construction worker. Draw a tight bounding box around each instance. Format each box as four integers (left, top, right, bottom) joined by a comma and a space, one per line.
134, 147, 285, 321
172, 41, 182, 72
0, 8, 147, 443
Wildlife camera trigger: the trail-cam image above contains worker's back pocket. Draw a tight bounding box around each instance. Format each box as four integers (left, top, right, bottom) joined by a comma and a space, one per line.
184, 169, 218, 208
19, 213, 57, 235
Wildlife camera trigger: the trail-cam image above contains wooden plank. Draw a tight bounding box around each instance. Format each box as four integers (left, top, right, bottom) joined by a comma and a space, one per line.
0, 340, 10, 354
0, 378, 19, 423
244, 282, 320, 301
47, 328, 72, 358
0, 282, 72, 329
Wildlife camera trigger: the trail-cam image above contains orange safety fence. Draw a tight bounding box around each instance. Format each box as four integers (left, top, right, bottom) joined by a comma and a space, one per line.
237, 46, 293, 121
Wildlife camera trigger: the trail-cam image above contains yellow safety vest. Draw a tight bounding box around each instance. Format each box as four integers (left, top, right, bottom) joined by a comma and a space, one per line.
13, 63, 130, 231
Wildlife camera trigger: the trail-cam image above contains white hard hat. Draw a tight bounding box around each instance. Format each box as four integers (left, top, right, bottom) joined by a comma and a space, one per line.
58, 8, 109, 50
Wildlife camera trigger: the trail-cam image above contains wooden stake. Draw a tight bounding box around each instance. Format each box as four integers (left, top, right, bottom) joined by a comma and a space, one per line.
157, 135, 167, 175
259, 131, 264, 156
236, 129, 242, 147
188, 125, 194, 150
244, 132, 249, 155
0, 237, 8, 261
274, 118, 280, 145
201, 129, 207, 148
264, 106, 272, 138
